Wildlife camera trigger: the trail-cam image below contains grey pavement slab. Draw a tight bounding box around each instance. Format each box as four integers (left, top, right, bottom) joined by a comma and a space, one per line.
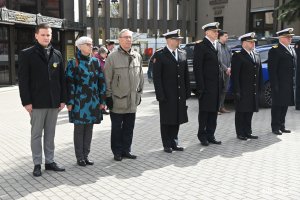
0, 78, 300, 200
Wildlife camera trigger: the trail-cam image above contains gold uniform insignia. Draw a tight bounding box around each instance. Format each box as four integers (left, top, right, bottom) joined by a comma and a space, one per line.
53, 62, 58, 68
272, 45, 278, 48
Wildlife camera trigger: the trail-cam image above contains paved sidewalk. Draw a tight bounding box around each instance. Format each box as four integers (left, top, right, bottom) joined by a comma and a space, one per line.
0, 79, 300, 200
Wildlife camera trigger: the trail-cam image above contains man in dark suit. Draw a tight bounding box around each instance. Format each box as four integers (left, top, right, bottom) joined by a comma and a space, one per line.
153, 29, 191, 153
231, 32, 263, 140
268, 28, 297, 135
18, 23, 67, 177
193, 22, 222, 146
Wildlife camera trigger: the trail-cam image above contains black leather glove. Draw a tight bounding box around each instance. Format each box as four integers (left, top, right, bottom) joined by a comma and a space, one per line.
235, 93, 241, 102
106, 97, 113, 110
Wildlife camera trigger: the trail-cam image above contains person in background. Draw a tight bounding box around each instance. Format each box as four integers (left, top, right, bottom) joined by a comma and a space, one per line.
18, 23, 67, 177
153, 29, 190, 153
66, 36, 106, 167
105, 40, 115, 55
94, 46, 110, 115
92, 46, 99, 57
104, 29, 144, 161
231, 32, 262, 140
268, 28, 297, 135
193, 22, 222, 146
217, 30, 232, 114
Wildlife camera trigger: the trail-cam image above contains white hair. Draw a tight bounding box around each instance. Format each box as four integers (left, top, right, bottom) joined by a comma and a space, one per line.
118, 29, 133, 38
75, 36, 93, 49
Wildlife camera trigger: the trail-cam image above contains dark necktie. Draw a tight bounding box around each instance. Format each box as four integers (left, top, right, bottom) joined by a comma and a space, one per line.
172, 51, 176, 57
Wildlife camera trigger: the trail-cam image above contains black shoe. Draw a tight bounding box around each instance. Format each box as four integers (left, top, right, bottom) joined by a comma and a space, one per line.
172, 146, 184, 151
237, 135, 248, 140
77, 160, 86, 167
280, 129, 291, 133
45, 162, 65, 171
208, 139, 222, 145
122, 152, 137, 159
246, 135, 259, 139
272, 130, 282, 135
114, 155, 122, 161
164, 147, 172, 153
85, 158, 94, 165
200, 140, 209, 146
33, 165, 42, 177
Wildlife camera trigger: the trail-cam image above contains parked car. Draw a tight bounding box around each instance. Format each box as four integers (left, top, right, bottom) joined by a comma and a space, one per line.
183, 42, 274, 107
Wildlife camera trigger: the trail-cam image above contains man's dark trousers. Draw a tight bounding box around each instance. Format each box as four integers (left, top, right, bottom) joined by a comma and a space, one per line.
235, 112, 253, 136
110, 112, 136, 156
197, 111, 218, 141
160, 124, 179, 148
271, 105, 288, 131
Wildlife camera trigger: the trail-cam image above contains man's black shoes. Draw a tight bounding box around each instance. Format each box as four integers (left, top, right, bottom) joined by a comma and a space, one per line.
272, 130, 282, 135
164, 147, 172, 153
237, 135, 248, 140
280, 129, 291, 133
122, 152, 137, 159
85, 158, 94, 165
33, 165, 42, 177
45, 162, 65, 171
172, 146, 184, 151
77, 160, 86, 166
114, 155, 122, 161
200, 140, 209, 146
208, 139, 222, 145
246, 135, 258, 139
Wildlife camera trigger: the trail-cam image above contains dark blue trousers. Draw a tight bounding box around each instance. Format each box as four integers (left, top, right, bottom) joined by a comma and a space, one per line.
110, 112, 136, 156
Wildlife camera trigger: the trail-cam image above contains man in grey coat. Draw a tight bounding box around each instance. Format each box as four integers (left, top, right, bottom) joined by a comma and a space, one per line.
104, 29, 144, 161
217, 30, 232, 114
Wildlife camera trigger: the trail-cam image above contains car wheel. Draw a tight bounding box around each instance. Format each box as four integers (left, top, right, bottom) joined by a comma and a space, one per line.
260, 81, 272, 108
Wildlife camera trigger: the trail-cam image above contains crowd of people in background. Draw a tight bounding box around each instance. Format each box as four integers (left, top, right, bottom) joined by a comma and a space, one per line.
18, 22, 299, 177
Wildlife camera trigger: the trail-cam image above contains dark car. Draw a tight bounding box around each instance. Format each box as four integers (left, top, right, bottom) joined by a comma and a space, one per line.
183, 42, 275, 107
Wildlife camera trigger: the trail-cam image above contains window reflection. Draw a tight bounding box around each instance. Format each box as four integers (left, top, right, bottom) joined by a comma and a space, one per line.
0, 27, 9, 84
11, 0, 37, 14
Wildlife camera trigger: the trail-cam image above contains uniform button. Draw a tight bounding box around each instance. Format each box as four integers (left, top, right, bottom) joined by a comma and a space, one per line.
255, 75, 256, 77
177, 64, 179, 67
179, 97, 181, 100
254, 84, 256, 86
178, 75, 180, 78
178, 86, 181, 88
254, 93, 256, 95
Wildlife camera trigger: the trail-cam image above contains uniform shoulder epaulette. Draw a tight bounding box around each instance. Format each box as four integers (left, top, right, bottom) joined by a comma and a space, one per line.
234, 51, 241, 53
155, 47, 163, 52
272, 45, 278, 48
195, 40, 202, 43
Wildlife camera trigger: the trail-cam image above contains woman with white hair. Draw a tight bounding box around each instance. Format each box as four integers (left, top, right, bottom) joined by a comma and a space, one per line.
66, 36, 106, 166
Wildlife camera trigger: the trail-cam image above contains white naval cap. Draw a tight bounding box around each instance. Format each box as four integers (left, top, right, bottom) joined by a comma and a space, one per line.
276, 28, 294, 37
162, 29, 183, 39
238, 32, 257, 42
202, 22, 220, 31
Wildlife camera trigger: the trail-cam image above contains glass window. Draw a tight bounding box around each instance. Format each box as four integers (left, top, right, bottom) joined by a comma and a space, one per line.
41, 0, 60, 18
11, 0, 37, 14
0, 27, 9, 85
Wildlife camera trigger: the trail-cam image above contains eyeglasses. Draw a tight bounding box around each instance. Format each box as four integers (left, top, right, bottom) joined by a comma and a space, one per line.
119, 36, 132, 40
83, 43, 93, 46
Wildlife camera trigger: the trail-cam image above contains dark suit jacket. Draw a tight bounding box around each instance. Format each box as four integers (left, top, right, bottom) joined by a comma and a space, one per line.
268, 43, 296, 106
295, 41, 300, 110
231, 48, 263, 112
153, 47, 191, 125
18, 43, 67, 108
193, 37, 221, 112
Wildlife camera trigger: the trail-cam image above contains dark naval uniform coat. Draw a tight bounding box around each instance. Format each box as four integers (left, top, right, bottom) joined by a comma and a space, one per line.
193, 37, 222, 142
193, 38, 222, 112
268, 43, 297, 132
153, 47, 191, 125
294, 41, 300, 110
268, 43, 296, 106
231, 49, 263, 112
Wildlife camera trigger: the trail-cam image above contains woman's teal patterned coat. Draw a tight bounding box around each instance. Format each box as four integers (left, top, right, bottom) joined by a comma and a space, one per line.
66, 51, 106, 124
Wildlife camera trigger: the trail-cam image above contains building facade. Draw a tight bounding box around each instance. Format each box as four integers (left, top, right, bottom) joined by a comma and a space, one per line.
0, 0, 84, 85
196, 0, 300, 39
